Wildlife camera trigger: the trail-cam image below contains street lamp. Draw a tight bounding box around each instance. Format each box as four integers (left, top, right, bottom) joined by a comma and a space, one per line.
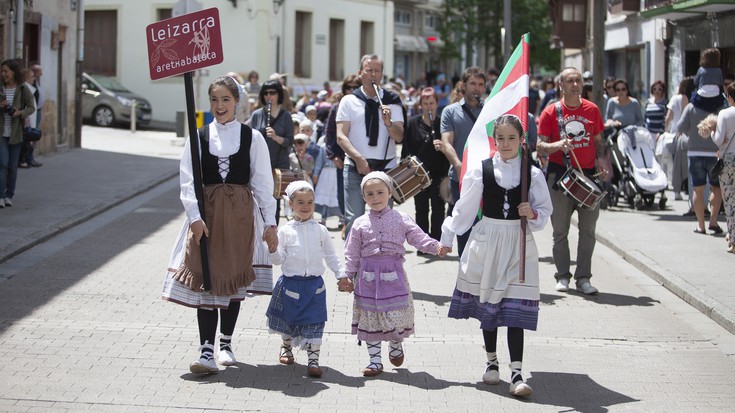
273, 0, 284, 14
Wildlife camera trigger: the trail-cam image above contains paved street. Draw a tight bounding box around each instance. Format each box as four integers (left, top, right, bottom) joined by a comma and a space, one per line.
0, 126, 734, 412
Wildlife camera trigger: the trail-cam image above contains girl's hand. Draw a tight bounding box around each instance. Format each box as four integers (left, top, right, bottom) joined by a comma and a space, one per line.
437, 245, 451, 257
337, 278, 353, 293
263, 225, 278, 253
190, 220, 209, 244
517, 202, 535, 219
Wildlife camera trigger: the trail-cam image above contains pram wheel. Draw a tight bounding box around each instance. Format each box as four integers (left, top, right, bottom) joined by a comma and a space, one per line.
644, 196, 655, 208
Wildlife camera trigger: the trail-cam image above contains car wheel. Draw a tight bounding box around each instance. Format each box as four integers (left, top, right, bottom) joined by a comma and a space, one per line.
93, 106, 115, 127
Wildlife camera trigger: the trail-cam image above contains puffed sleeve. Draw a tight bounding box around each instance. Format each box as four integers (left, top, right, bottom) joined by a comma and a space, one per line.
440, 166, 483, 247
321, 226, 346, 279
250, 129, 277, 226
527, 166, 553, 232
179, 137, 201, 223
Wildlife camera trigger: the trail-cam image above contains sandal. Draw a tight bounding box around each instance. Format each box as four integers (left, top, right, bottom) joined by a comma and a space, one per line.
362, 362, 384, 377
708, 225, 724, 234
388, 343, 404, 367
279, 346, 294, 365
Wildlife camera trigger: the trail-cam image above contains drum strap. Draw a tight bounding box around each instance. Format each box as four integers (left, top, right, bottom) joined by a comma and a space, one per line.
554, 102, 571, 168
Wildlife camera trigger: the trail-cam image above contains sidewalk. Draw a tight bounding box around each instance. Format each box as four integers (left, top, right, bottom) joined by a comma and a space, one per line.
1, 125, 733, 335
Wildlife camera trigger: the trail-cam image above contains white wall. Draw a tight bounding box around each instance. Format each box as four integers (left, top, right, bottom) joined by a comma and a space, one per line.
85, 0, 395, 122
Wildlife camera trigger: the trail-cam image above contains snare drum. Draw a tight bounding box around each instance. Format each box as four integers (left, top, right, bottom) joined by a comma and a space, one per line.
386, 156, 431, 204
558, 168, 606, 210
272, 169, 308, 198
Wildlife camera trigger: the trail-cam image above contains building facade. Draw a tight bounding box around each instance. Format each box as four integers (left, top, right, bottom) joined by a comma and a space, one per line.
0, 0, 80, 154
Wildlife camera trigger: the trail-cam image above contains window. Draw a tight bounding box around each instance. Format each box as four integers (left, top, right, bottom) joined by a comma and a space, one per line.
294, 11, 312, 78
562, 3, 585, 22
394, 9, 411, 26
360, 21, 374, 59
84, 10, 117, 76
329, 19, 345, 81
425, 14, 438, 31
157, 8, 172, 21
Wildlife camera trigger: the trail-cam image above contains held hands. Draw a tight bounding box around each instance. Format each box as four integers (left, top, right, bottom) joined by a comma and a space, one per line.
437, 244, 452, 257
337, 277, 354, 293
190, 220, 209, 244
517, 202, 535, 220
263, 225, 278, 253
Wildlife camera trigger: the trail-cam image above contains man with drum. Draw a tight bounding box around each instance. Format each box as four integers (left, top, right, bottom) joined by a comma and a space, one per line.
537, 67, 606, 295
440, 66, 487, 256
336, 54, 405, 237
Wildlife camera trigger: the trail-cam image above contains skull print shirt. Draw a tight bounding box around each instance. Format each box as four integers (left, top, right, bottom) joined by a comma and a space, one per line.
538, 99, 604, 169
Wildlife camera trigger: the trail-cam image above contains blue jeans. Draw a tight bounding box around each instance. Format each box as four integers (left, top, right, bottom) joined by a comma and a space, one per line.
0, 137, 21, 199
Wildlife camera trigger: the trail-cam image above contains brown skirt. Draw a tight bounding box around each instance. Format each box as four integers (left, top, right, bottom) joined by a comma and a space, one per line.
174, 184, 256, 295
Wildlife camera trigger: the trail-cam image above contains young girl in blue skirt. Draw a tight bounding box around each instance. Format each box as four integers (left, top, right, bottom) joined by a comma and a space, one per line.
441, 114, 552, 397
266, 180, 353, 378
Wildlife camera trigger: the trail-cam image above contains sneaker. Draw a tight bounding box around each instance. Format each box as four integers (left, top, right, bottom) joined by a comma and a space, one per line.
217, 349, 237, 366
4, 198, 12, 207
509, 380, 533, 397
576, 281, 598, 295
555, 278, 570, 292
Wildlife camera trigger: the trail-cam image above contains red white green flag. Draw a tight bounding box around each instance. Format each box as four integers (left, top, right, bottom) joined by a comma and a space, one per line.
459, 33, 530, 192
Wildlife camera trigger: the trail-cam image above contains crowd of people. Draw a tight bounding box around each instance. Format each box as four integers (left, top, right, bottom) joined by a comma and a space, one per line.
160, 48, 734, 399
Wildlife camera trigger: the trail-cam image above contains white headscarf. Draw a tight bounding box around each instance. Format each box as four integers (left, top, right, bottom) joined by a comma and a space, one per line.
285, 180, 314, 200
360, 171, 394, 191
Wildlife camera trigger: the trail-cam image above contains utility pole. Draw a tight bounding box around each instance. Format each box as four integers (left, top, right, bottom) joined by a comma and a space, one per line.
592, 0, 605, 112
503, 0, 511, 65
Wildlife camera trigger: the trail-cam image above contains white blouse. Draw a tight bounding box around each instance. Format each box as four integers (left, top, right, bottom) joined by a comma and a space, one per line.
179, 120, 277, 226
270, 219, 346, 279
441, 152, 553, 247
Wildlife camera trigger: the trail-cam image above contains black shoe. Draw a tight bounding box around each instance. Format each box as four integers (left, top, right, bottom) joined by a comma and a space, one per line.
30, 161, 43, 167
683, 210, 695, 217
709, 225, 724, 234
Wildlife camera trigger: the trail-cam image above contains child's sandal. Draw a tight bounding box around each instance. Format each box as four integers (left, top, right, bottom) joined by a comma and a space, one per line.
279, 346, 294, 365
362, 362, 383, 377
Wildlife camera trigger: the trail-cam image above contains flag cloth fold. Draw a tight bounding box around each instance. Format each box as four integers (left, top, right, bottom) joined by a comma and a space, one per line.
459, 33, 530, 195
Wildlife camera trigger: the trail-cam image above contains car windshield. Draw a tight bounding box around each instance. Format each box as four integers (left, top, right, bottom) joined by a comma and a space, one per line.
89, 74, 131, 93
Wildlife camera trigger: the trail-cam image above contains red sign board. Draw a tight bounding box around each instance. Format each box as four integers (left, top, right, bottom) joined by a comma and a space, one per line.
146, 7, 224, 80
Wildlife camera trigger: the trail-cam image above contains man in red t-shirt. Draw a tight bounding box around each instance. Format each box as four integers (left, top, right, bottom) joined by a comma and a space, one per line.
537, 67, 606, 295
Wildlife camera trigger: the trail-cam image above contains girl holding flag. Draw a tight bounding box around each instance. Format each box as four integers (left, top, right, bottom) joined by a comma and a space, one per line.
440, 114, 552, 397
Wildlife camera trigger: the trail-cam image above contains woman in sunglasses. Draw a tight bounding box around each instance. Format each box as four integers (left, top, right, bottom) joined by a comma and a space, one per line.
604, 79, 644, 130
248, 80, 295, 223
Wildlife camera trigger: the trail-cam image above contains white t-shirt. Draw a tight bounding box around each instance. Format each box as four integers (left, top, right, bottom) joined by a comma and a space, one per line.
667, 94, 684, 134
335, 87, 403, 168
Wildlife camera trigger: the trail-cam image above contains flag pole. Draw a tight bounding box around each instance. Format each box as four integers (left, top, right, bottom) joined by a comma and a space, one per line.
519, 142, 529, 284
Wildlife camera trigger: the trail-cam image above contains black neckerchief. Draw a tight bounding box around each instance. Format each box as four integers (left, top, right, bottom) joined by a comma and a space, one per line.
352, 86, 403, 146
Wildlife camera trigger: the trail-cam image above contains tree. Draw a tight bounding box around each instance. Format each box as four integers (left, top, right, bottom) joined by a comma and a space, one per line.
437, 0, 558, 74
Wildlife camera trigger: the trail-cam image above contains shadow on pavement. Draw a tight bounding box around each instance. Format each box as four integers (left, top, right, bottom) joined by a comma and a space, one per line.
577, 292, 660, 307
412, 291, 452, 306
525, 371, 639, 412
183, 362, 478, 396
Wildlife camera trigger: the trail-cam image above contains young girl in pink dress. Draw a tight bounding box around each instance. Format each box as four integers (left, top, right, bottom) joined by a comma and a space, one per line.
344, 172, 449, 377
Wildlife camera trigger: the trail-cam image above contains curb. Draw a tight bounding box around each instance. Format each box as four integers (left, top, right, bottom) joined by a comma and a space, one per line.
0, 172, 179, 265
590, 221, 735, 335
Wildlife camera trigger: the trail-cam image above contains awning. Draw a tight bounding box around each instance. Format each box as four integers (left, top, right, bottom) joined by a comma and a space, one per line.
394, 34, 429, 53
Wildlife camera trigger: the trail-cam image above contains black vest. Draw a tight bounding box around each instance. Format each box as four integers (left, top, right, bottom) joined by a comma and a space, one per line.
481, 157, 531, 220
198, 124, 252, 185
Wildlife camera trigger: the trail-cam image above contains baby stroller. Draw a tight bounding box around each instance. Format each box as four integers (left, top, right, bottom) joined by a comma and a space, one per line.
607, 126, 668, 210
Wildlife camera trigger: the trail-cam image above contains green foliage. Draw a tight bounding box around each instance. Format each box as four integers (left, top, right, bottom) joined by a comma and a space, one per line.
437, 0, 559, 73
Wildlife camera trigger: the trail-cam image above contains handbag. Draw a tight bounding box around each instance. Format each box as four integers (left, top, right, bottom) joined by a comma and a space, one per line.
709, 131, 735, 180
23, 126, 42, 142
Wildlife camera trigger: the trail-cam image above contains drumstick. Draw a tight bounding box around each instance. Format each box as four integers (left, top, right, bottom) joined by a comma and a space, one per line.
567, 146, 586, 176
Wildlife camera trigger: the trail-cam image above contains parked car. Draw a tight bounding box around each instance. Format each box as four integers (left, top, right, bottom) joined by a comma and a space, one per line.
82, 72, 152, 127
